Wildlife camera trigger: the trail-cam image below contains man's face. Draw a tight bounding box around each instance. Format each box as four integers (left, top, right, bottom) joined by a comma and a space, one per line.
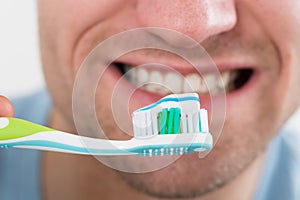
38, 0, 300, 198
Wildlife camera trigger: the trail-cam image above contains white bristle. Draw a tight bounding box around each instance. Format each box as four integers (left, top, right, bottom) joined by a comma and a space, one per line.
200, 109, 209, 132
187, 113, 194, 133
133, 110, 155, 138
132, 112, 145, 137
132, 93, 210, 138
151, 110, 158, 135
146, 111, 152, 136
193, 111, 200, 133
181, 112, 188, 133
133, 124, 139, 137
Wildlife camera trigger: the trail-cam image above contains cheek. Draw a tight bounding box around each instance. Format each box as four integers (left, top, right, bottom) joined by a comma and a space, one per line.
277, 47, 300, 122
226, 72, 282, 144
239, 0, 300, 124
226, 95, 279, 143
94, 69, 133, 140
39, 0, 129, 83
38, 0, 130, 124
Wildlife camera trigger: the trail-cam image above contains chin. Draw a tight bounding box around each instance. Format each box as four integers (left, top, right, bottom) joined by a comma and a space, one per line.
97, 121, 266, 199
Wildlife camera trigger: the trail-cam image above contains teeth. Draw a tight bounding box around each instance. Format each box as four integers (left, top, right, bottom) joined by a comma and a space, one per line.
219, 71, 230, 88
205, 73, 220, 95
183, 74, 205, 93
199, 77, 208, 93
137, 68, 148, 84
124, 66, 236, 95
124, 66, 136, 84
165, 73, 182, 93
144, 71, 166, 94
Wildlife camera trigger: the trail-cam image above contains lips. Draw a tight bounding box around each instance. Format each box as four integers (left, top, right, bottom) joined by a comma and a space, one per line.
101, 50, 260, 118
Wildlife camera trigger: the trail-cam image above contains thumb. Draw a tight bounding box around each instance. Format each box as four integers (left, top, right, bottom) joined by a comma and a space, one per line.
0, 96, 14, 117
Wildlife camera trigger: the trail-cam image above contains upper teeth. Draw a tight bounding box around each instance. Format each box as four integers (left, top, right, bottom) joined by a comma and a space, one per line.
124, 66, 235, 95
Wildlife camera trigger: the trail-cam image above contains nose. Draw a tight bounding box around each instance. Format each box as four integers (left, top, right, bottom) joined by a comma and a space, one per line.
136, 0, 237, 45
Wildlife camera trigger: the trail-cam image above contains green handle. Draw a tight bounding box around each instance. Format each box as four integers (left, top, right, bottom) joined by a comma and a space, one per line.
0, 118, 54, 140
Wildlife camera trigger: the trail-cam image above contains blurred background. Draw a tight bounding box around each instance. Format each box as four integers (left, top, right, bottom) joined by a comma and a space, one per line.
0, 0, 44, 98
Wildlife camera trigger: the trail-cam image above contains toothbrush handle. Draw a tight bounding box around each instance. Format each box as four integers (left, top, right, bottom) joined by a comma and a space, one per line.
0, 118, 135, 155
0, 117, 54, 140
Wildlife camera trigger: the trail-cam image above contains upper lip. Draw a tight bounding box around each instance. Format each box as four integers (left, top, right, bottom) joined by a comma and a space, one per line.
113, 51, 258, 74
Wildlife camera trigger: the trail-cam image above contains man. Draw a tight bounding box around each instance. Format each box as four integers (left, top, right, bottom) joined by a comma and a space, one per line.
1, 0, 300, 199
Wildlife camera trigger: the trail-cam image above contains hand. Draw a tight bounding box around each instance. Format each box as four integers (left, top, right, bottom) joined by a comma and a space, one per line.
0, 96, 14, 117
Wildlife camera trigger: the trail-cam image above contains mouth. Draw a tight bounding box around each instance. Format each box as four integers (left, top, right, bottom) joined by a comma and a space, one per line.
114, 62, 254, 97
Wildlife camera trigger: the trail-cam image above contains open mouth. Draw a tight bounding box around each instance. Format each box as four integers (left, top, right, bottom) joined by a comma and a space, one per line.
114, 62, 254, 96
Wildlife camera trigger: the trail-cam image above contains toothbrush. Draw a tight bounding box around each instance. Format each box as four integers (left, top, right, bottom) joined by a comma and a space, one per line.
0, 93, 212, 156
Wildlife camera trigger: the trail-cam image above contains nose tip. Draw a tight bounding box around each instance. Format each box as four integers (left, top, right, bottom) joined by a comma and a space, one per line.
136, 0, 237, 45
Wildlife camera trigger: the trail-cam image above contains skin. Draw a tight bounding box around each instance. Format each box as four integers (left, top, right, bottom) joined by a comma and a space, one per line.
2, 0, 300, 199
0, 96, 14, 117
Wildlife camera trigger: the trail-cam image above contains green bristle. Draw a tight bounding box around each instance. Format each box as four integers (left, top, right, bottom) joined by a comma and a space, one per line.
173, 108, 181, 134
166, 109, 169, 133
167, 108, 175, 134
198, 112, 202, 132
157, 112, 161, 134
158, 107, 182, 134
158, 112, 162, 134
159, 108, 168, 134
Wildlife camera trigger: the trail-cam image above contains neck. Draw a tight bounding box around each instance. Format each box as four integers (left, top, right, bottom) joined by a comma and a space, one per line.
42, 108, 264, 200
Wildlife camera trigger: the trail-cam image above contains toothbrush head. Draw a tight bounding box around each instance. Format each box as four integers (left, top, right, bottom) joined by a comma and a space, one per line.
131, 93, 212, 156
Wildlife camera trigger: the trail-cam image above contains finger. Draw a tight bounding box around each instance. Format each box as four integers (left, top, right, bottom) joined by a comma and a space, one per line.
0, 96, 14, 117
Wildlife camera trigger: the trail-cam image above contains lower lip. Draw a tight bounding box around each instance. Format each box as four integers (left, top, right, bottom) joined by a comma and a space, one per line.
105, 64, 260, 114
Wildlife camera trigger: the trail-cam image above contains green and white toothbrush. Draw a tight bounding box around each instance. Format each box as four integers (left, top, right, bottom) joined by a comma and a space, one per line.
0, 93, 212, 156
